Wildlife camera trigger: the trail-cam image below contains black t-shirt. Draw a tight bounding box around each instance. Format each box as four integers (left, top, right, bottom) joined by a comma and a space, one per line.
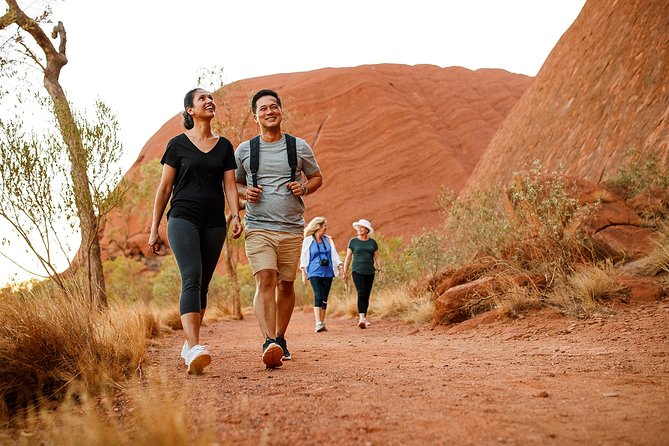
160, 134, 236, 227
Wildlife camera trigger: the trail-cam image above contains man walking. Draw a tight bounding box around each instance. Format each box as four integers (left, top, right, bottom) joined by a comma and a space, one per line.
235, 89, 323, 368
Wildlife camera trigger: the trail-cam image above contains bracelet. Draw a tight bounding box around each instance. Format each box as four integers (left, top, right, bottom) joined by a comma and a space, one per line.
231, 214, 240, 219
300, 184, 307, 196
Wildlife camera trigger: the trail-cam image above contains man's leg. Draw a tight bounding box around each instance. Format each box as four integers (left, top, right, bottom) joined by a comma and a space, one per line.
254, 269, 278, 338
276, 279, 296, 337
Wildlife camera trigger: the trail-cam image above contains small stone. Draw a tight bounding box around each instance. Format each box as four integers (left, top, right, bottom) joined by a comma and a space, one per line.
537, 391, 549, 398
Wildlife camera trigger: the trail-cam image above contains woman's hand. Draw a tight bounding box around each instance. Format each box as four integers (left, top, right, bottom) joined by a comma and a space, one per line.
148, 229, 162, 254
231, 215, 243, 239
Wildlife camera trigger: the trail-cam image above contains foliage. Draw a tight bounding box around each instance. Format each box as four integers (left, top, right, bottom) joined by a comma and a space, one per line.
151, 256, 181, 308
546, 261, 624, 318
392, 230, 455, 286
0, 277, 146, 421
437, 186, 512, 262
0, 97, 126, 291
102, 256, 153, 305
607, 149, 669, 199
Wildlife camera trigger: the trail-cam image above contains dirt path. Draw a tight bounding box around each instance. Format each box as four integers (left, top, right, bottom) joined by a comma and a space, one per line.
145, 302, 669, 446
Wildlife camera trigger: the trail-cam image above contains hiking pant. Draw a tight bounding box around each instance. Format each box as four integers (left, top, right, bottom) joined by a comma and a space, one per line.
352, 272, 375, 315
309, 276, 333, 309
167, 217, 226, 315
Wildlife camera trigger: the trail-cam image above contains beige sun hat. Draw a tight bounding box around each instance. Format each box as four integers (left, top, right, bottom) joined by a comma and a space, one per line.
352, 218, 374, 235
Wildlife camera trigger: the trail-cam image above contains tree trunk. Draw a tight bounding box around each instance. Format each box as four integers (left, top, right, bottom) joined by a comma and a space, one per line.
46, 83, 107, 307
224, 214, 242, 320
2, 1, 107, 307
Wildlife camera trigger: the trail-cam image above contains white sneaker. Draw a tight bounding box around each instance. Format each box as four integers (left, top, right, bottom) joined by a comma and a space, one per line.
180, 341, 189, 364
315, 321, 326, 332
186, 344, 211, 375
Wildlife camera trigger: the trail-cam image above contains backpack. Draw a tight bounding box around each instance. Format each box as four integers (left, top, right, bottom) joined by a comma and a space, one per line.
249, 134, 297, 188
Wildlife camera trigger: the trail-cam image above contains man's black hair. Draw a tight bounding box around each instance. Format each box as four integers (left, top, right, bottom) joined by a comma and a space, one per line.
251, 89, 282, 113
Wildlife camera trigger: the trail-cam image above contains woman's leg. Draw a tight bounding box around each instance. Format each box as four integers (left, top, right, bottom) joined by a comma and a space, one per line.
310, 277, 326, 324
352, 272, 374, 325
168, 218, 203, 348
198, 225, 227, 314
321, 277, 333, 323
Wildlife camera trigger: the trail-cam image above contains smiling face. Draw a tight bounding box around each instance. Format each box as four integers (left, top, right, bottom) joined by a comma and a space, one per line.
316, 220, 328, 237
254, 95, 283, 130
187, 89, 216, 121
355, 225, 369, 236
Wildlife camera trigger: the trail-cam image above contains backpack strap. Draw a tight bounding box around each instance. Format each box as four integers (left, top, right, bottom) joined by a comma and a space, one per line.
249, 135, 261, 187
249, 133, 297, 187
285, 133, 297, 182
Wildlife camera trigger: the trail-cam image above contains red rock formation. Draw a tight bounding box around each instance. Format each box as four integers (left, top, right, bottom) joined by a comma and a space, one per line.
464, 0, 669, 193
102, 64, 530, 260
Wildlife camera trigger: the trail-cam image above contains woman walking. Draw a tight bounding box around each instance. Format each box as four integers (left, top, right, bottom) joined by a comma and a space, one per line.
300, 217, 343, 332
149, 88, 242, 374
343, 219, 382, 329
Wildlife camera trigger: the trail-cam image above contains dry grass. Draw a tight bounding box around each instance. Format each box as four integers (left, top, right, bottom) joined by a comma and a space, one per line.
0, 281, 146, 422
0, 377, 215, 445
547, 262, 625, 317
327, 285, 433, 324
493, 284, 543, 318
637, 226, 669, 277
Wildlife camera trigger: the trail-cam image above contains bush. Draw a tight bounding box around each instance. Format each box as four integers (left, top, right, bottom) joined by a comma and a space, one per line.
103, 256, 153, 304
0, 278, 146, 421
607, 149, 669, 199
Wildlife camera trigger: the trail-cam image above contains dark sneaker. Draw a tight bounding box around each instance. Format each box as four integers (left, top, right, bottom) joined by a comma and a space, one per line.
262, 338, 283, 369
276, 335, 292, 360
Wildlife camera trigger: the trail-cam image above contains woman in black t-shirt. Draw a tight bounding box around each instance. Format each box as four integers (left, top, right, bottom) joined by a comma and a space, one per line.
149, 88, 242, 375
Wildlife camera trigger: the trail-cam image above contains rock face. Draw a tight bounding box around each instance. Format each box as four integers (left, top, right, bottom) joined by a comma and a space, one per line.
103, 64, 530, 260
464, 0, 669, 193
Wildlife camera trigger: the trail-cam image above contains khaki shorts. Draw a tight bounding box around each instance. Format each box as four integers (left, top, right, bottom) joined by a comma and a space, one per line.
245, 229, 303, 281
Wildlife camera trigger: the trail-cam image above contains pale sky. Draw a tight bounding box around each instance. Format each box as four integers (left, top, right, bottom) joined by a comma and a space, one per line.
1, 0, 586, 286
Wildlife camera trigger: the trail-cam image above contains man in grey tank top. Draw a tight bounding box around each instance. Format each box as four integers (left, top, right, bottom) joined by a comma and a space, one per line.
235, 89, 323, 368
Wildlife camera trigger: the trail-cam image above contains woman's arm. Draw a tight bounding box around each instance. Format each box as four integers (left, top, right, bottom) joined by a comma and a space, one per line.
342, 248, 353, 283
374, 250, 383, 281
148, 164, 176, 254
328, 237, 344, 277
223, 169, 242, 239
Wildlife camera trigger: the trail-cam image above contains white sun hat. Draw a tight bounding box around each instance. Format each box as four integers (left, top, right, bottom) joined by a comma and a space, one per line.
352, 218, 374, 235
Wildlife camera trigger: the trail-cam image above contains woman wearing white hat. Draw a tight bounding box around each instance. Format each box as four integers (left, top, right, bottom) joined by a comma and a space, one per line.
343, 219, 382, 328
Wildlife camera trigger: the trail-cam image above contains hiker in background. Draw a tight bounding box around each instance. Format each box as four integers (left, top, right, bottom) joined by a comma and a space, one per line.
343, 219, 382, 329
148, 88, 243, 375
235, 89, 323, 368
300, 216, 343, 333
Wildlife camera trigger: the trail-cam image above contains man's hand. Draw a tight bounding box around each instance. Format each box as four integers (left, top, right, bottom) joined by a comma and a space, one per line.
287, 181, 306, 197
245, 185, 263, 203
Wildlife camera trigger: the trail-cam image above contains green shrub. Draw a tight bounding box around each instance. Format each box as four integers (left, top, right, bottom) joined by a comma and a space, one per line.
608, 149, 669, 199
103, 256, 153, 304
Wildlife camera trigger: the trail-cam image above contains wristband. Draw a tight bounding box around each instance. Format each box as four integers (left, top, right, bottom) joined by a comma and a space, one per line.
300, 184, 307, 196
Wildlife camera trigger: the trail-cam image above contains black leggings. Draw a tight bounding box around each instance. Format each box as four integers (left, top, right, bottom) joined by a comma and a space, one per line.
167, 217, 226, 315
352, 272, 375, 314
309, 276, 333, 309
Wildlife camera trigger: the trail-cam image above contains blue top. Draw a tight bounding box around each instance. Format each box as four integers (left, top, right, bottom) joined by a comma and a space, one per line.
306, 237, 335, 278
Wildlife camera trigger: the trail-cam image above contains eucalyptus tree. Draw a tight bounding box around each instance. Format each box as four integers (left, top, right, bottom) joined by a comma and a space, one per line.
1, 1, 118, 306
